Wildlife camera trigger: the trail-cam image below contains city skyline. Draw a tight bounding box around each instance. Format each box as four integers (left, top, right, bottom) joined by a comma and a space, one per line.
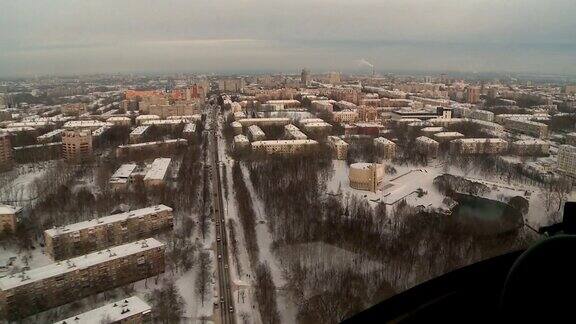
1, 0, 575, 77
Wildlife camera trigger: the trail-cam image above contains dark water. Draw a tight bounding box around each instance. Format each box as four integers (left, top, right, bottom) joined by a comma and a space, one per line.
452, 194, 522, 235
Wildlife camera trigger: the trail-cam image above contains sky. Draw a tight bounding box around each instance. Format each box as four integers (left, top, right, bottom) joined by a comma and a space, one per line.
0, 0, 575, 77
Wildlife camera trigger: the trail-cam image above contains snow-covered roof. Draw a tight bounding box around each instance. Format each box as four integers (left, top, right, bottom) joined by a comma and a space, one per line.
142, 119, 184, 125
252, 139, 318, 145
434, 132, 465, 138
0, 205, 23, 215
416, 136, 439, 145
111, 164, 137, 179
183, 123, 197, 133
144, 158, 171, 181
374, 137, 395, 145
135, 115, 160, 121
118, 138, 187, 148
0, 239, 164, 291
130, 125, 149, 136
64, 120, 112, 128
45, 205, 172, 238
54, 296, 151, 324
234, 134, 249, 143
37, 129, 64, 140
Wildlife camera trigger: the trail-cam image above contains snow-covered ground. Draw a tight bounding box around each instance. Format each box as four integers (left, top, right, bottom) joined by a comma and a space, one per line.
326, 157, 569, 227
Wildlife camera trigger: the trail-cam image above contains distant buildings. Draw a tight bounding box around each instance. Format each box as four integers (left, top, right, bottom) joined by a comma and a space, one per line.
502, 118, 549, 139
301, 69, 311, 86
219, 78, 245, 93
511, 139, 550, 156
450, 138, 508, 155
392, 107, 452, 121
62, 129, 93, 163
465, 86, 481, 104
116, 139, 187, 159
349, 163, 384, 192
0, 239, 165, 320
44, 205, 173, 260
251, 139, 318, 155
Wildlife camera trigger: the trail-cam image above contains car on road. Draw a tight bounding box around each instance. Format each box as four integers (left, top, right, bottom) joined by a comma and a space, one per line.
217, 237, 221, 242
218, 254, 222, 259
221, 297, 224, 303
229, 307, 234, 313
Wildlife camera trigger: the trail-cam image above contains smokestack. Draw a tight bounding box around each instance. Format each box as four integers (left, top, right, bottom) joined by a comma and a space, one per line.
372, 66, 375, 78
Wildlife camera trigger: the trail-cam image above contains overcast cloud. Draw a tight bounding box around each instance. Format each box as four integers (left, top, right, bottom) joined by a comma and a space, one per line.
0, 0, 575, 76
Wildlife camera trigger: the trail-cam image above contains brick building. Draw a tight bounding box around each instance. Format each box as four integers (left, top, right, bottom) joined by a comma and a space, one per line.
0, 239, 165, 320
0, 133, 13, 171
44, 205, 173, 261
62, 130, 92, 162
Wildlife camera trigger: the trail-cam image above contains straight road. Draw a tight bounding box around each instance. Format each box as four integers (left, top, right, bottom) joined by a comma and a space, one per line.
208, 105, 236, 324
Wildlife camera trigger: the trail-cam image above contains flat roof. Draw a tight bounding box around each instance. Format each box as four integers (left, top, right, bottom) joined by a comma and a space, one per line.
118, 138, 187, 148
37, 129, 64, 139
234, 134, 249, 142
183, 123, 196, 133
416, 136, 439, 144
252, 139, 318, 145
45, 205, 172, 237
144, 158, 171, 181
434, 132, 464, 137
0, 239, 164, 291
130, 125, 149, 136
111, 164, 137, 179
54, 296, 151, 324
0, 205, 23, 215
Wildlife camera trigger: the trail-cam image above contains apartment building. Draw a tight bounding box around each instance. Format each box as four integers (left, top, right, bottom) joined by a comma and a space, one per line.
116, 139, 187, 159
0, 239, 165, 320
129, 125, 150, 143
44, 205, 173, 260
62, 130, 92, 162
37, 129, 64, 143
349, 163, 384, 192
144, 158, 171, 187
511, 139, 550, 156
284, 124, 308, 140
415, 136, 439, 158
502, 118, 549, 139
332, 110, 358, 124
557, 145, 576, 177
251, 140, 318, 155
374, 137, 396, 159
0, 205, 22, 233
450, 138, 509, 155
109, 163, 137, 190
55, 296, 151, 324
327, 136, 349, 160
0, 133, 13, 171
433, 132, 465, 143
248, 125, 266, 141
237, 118, 291, 128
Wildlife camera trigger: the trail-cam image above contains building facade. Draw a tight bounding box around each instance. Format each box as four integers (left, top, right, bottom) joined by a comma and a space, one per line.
374, 137, 396, 160
62, 130, 92, 162
0, 239, 165, 320
327, 136, 349, 160
44, 205, 173, 261
0, 134, 13, 171
558, 145, 576, 177
349, 163, 384, 192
